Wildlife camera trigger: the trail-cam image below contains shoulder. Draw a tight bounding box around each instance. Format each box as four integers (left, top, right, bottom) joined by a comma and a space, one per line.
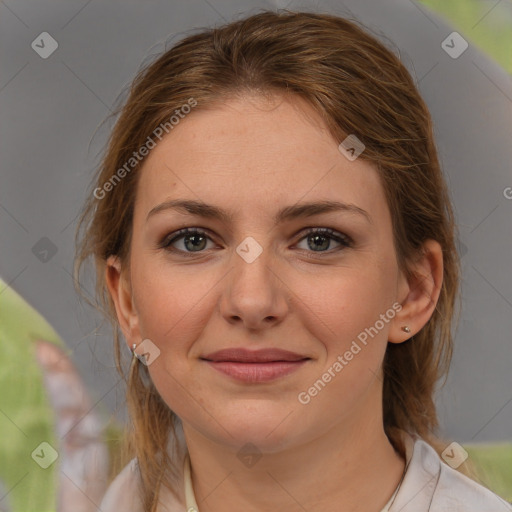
393, 436, 512, 512
99, 459, 144, 512
431, 443, 512, 511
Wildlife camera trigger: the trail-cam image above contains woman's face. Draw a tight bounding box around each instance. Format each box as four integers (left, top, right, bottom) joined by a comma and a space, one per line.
111, 93, 412, 453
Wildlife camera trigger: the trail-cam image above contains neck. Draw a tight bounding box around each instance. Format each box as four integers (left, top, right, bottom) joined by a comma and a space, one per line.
182, 402, 405, 512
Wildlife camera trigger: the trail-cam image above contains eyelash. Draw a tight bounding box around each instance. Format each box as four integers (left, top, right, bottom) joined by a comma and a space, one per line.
158, 227, 353, 258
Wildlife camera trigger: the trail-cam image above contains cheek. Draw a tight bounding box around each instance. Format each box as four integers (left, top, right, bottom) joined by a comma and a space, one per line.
292, 262, 396, 348
132, 258, 216, 350
291, 275, 392, 421
290, 261, 396, 397
130, 264, 215, 418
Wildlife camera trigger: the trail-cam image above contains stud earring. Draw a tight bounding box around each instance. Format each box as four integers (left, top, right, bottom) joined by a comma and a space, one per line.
131, 343, 138, 358
401, 326, 411, 333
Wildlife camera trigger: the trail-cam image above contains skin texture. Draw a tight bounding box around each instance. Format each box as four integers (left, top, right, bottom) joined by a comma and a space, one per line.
106, 93, 443, 512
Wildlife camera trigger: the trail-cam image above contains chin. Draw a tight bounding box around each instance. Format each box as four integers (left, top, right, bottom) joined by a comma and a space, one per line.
212, 409, 302, 453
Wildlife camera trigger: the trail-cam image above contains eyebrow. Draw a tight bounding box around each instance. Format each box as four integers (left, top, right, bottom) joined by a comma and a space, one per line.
146, 199, 372, 225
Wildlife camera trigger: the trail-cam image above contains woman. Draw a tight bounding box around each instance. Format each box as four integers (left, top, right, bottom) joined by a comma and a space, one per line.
74, 9, 512, 512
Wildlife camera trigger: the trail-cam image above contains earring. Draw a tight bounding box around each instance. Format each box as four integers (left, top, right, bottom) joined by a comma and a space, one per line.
131, 343, 138, 358
401, 326, 411, 333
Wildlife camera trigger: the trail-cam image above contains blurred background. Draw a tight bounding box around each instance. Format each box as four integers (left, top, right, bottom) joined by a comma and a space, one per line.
420, 0, 512, 73
0, 0, 511, 510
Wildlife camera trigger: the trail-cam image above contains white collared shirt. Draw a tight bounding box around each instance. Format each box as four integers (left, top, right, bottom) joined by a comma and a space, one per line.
100, 433, 512, 511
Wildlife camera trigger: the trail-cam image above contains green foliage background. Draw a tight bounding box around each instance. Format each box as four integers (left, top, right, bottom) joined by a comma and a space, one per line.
419, 0, 512, 73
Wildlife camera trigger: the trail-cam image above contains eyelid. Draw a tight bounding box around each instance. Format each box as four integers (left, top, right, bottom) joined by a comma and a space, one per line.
299, 227, 352, 245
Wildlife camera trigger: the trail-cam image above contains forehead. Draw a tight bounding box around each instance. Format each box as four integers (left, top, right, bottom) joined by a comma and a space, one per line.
133, 94, 387, 225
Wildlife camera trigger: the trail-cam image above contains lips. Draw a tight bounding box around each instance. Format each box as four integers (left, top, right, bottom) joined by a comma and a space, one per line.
201, 347, 309, 363
201, 348, 310, 383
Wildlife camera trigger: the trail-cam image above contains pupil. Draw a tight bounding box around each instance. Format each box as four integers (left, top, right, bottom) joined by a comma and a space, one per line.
185, 235, 206, 251
309, 234, 329, 251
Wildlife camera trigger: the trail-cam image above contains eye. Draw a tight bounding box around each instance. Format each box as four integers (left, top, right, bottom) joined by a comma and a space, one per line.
295, 227, 352, 254
158, 228, 216, 255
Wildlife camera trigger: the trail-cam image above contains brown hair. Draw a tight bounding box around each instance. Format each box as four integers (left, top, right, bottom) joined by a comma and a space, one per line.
75, 9, 470, 511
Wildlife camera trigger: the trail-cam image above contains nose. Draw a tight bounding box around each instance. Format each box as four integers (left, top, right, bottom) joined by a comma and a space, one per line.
219, 240, 289, 331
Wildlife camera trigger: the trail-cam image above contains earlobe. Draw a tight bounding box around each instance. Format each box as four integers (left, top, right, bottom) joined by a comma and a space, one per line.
388, 239, 444, 344
105, 255, 140, 346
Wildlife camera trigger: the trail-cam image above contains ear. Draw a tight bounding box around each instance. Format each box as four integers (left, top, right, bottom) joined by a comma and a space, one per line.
388, 239, 444, 343
105, 255, 141, 348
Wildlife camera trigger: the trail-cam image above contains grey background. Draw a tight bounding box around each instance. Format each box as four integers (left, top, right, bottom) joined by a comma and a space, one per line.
1, 0, 511, 443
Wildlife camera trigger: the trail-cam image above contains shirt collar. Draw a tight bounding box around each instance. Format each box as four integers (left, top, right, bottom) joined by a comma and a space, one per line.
184, 453, 199, 512
388, 432, 441, 512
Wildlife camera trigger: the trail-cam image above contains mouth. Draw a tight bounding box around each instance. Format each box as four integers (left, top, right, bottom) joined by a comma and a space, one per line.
200, 348, 311, 383
201, 347, 310, 363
